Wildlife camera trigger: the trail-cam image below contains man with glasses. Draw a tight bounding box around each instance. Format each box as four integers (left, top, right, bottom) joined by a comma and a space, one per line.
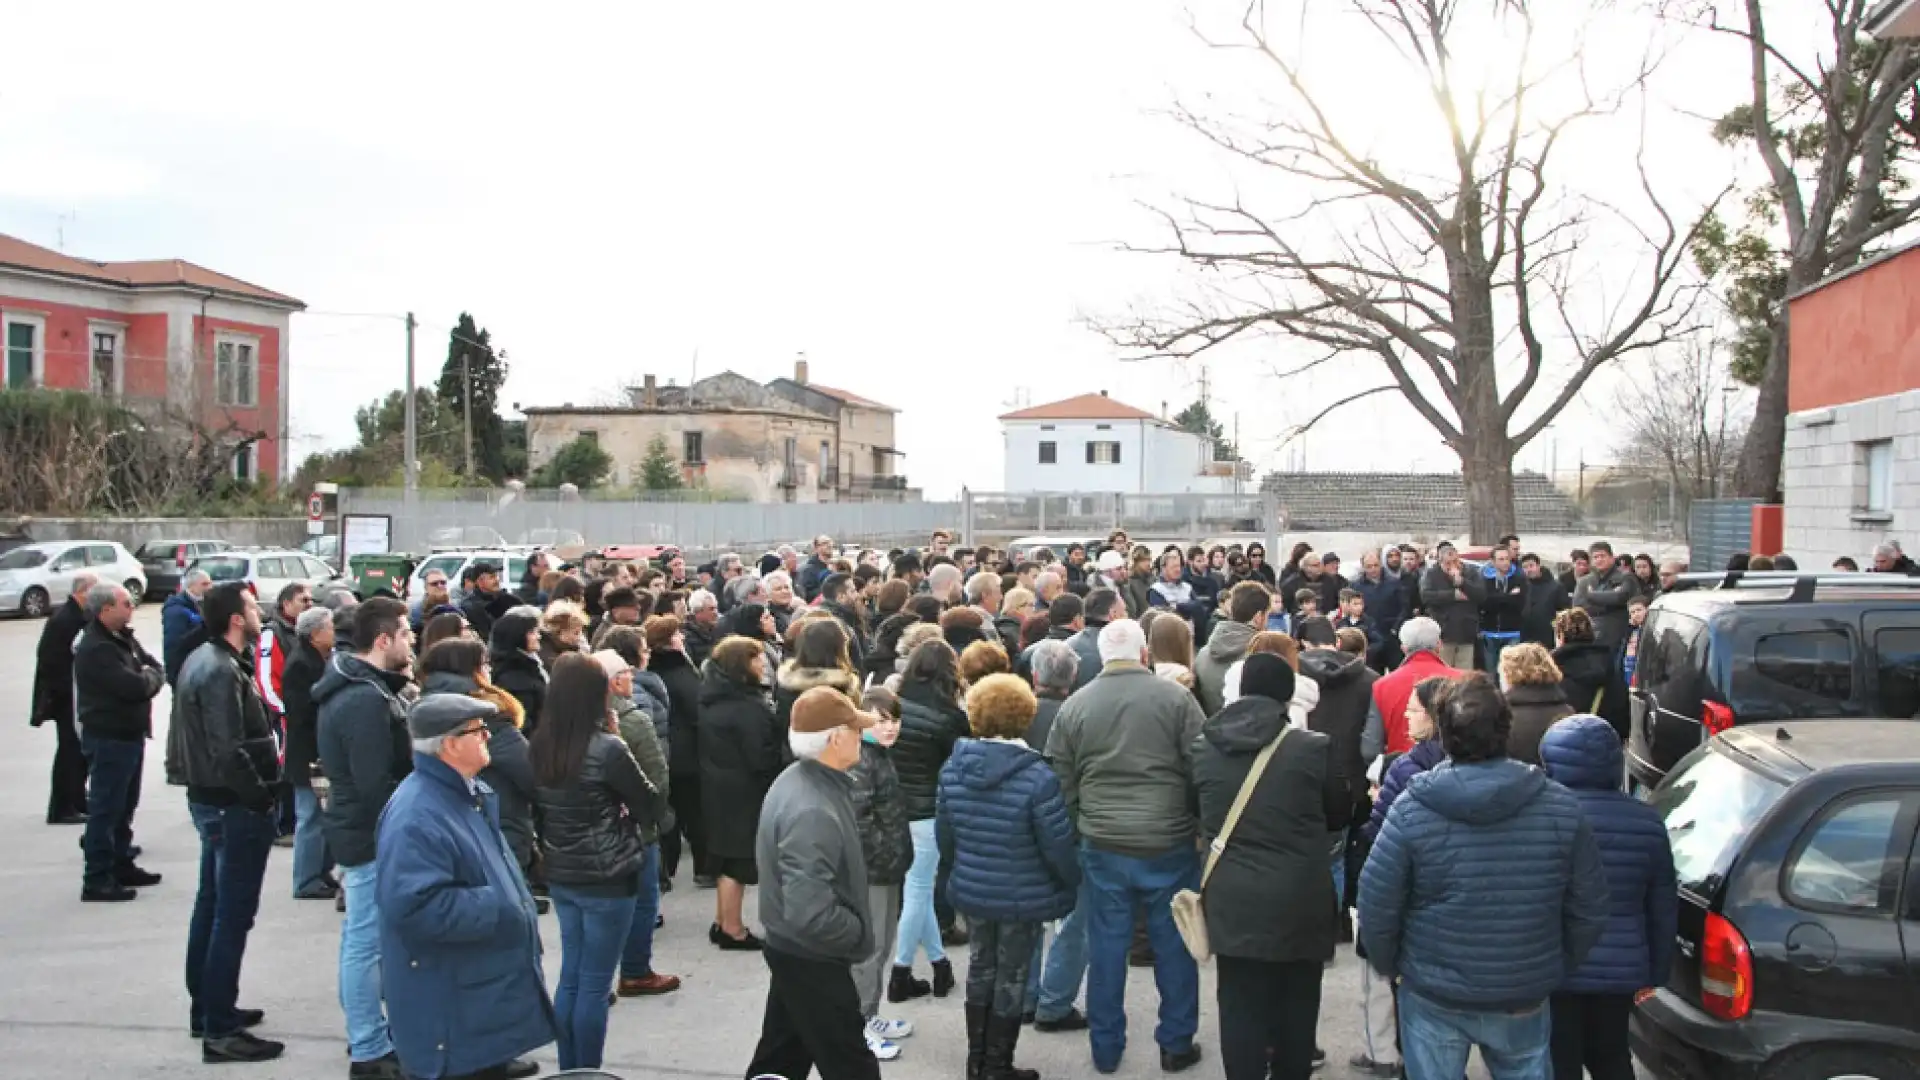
410, 570, 452, 637
378, 694, 552, 1080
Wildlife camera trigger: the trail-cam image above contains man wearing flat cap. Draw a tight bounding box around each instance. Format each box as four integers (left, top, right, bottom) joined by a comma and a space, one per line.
376, 694, 553, 1080
745, 685, 883, 1080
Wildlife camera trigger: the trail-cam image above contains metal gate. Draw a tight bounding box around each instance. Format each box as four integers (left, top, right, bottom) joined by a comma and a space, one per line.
1687, 499, 1758, 573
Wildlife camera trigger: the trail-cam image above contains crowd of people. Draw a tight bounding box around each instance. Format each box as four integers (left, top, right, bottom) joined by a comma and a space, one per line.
25, 526, 1915, 1080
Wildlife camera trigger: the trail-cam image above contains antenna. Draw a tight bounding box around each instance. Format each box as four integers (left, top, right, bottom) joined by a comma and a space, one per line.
1001, 387, 1031, 410
690, 347, 699, 407
55, 211, 76, 251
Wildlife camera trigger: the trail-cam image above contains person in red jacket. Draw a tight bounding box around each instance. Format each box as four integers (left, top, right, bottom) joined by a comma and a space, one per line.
255, 583, 313, 839
1363, 617, 1461, 759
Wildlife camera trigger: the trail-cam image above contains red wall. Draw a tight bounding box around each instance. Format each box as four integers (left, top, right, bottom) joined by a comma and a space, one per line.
1788, 245, 1920, 411
194, 315, 284, 479
0, 292, 167, 395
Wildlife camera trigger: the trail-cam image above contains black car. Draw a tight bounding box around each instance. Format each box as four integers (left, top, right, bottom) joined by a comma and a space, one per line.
1632, 721, 1920, 1080
135, 539, 233, 600
1628, 572, 1920, 792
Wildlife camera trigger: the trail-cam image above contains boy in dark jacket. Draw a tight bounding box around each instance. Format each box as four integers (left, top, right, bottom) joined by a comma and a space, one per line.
1539, 715, 1676, 1080
850, 688, 915, 1058
938, 674, 1079, 1080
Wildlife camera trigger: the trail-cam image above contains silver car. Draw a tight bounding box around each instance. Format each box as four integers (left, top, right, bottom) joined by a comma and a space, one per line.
0, 541, 148, 618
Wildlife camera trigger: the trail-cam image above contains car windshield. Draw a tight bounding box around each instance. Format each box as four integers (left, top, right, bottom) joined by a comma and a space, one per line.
0, 548, 48, 570
136, 541, 182, 559
1652, 747, 1786, 899
194, 556, 250, 582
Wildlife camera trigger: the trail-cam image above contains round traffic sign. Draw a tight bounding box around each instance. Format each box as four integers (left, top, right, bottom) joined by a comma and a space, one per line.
307, 493, 325, 520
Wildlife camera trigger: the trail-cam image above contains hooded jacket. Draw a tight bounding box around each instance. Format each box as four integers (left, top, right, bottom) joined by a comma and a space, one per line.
1519, 572, 1570, 646
1539, 716, 1678, 994
419, 670, 540, 868
161, 590, 208, 687
698, 661, 781, 860
1553, 641, 1628, 741
1191, 695, 1339, 963
1359, 758, 1609, 1012
1046, 661, 1205, 858
1299, 647, 1378, 828
313, 651, 413, 867
1505, 682, 1574, 765
936, 738, 1080, 923
774, 661, 864, 748
1194, 619, 1256, 717
652, 648, 703, 777
1351, 569, 1408, 641
629, 668, 672, 749
849, 738, 912, 886
893, 679, 970, 821
865, 612, 918, 688
1479, 563, 1527, 635
1122, 570, 1155, 620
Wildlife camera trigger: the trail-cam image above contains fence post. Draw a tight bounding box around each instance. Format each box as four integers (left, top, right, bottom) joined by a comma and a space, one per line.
1262, 490, 1280, 565
961, 488, 973, 548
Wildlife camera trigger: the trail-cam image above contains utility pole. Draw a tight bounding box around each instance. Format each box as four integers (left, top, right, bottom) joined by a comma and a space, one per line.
462, 347, 475, 479
404, 312, 418, 494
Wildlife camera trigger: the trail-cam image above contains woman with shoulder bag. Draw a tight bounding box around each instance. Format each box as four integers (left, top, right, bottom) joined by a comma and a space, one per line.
1188, 653, 1339, 1080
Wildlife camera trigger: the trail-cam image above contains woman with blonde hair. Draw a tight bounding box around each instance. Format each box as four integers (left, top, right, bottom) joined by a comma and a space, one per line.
539, 600, 591, 671
1148, 612, 1198, 691
1552, 607, 1626, 740
997, 587, 1037, 646
1499, 642, 1574, 765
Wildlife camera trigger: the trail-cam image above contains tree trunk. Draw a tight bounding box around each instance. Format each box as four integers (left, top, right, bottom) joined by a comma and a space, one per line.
1734, 297, 1793, 500
1460, 438, 1518, 545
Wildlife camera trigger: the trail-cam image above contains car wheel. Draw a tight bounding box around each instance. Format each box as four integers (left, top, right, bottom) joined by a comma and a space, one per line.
20, 587, 49, 618
1766, 1047, 1920, 1080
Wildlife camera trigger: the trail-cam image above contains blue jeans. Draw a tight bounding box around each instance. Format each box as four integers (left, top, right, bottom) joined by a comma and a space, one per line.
620, 846, 664, 980
186, 802, 275, 1037
1400, 987, 1551, 1080
1330, 830, 1349, 909
1081, 842, 1200, 1071
893, 818, 946, 966
1029, 892, 1089, 1021
290, 783, 332, 896
80, 733, 143, 889
339, 862, 393, 1063
551, 883, 638, 1070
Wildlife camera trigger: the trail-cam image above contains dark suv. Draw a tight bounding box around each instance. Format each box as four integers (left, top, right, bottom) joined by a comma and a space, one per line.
1628, 573, 1920, 793
1631, 721, 1919, 1080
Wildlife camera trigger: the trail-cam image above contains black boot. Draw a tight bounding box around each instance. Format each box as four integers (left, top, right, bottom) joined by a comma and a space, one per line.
931, 958, 956, 998
985, 1013, 1040, 1080
887, 964, 930, 1003
965, 1001, 990, 1080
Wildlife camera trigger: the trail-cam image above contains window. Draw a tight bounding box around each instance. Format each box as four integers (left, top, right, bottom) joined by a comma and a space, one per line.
820, 440, 832, 479
1785, 795, 1909, 913
215, 339, 257, 407
1874, 626, 1920, 717
194, 556, 249, 582
683, 431, 704, 464
51, 547, 88, 572
1038, 441, 1057, 464
1040, 424, 1055, 431
1754, 630, 1854, 702
86, 545, 119, 567
303, 557, 335, 579
1863, 441, 1893, 513
232, 443, 257, 483
91, 331, 119, 395
1095, 423, 1112, 431
578, 429, 599, 446
4, 315, 43, 388
1652, 750, 1786, 898
256, 557, 289, 579
1087, 440, 1121, 465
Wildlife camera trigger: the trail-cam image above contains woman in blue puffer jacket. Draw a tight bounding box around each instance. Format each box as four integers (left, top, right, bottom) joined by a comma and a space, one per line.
1539, 714, 1677, 1080
937, 673, 1079, 1080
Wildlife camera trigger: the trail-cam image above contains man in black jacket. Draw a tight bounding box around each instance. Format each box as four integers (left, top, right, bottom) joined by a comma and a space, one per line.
818, 573, 869, 673
459, 562, 506, 642
75, 581, 167, 902
1419, 543, 1486, 670
313, 597, 414, 1079
283, 606, 337, 900
1518, 554, 1570, 647
168, 582, 285, 1064
33, 571, 97, 824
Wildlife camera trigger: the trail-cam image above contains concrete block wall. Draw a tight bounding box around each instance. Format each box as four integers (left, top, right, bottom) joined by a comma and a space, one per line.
2, 517, 310, 551
1782, 388, 1919, 566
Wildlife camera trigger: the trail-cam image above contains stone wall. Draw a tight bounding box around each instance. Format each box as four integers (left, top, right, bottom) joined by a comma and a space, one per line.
2, 517, 310, 551
1782, 388, 1919, 567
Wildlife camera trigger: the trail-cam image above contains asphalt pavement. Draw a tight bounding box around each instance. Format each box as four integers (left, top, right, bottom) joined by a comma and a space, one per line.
0, 604, 1395, 1080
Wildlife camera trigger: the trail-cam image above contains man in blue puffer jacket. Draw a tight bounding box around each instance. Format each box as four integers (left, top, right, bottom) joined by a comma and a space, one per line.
1539, 714, 1676, 1080
1359, 673, 1608, 1080
938, 674, 1080, 1080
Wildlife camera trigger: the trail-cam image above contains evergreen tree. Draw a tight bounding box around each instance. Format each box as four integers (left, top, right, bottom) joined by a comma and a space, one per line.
531, 435, 613, 489
638, 434, 684, 490
435, 313, 511, 481
1173, 400, 1237, 461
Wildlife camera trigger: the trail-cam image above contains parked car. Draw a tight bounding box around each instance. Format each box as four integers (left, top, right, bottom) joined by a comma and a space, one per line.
0, 541, 147, 617
301, 533, 340, 565
136, 539, 234, 600
190, 549, 350, 606
1628, 572, 1920, 792
1632, 720, 1920, 1080
408, 550, 532, 602
0, 529, 33, 557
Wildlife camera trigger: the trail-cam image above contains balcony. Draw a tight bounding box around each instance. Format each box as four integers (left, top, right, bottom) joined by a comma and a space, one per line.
850, 474, 908, 491
819, 465, 840, 489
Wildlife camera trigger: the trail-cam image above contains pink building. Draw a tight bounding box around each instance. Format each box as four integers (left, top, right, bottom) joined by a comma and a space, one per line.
0, 233, 305, 481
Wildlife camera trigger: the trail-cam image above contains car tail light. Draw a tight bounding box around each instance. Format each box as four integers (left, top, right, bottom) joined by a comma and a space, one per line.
175, 545, 187, 570
1703, 701, 1736, 736
1699, 912, 1752, 1021
244, 580, 257, 598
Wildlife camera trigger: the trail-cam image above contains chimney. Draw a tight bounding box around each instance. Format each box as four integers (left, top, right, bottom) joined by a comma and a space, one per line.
794, 353, 809, 386
643, 374, 658, 409
1099, 389, 1108, 397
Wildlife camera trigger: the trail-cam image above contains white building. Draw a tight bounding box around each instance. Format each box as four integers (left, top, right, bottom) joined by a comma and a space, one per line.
1000, 391, 1240, 494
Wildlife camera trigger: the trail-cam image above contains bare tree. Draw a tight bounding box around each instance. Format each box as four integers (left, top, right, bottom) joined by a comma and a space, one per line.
1103, 0, 1723, 541
1671, 1, 1919, 500
1611, 338, 1750, 530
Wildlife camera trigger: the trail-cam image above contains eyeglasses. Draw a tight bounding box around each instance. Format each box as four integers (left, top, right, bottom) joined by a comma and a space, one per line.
453, 725, 491, 740
426, 578, 448, 588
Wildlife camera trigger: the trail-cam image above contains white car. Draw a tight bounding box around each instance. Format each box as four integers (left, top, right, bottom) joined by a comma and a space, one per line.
0, 541, 148, 618
189, 549, 350, 606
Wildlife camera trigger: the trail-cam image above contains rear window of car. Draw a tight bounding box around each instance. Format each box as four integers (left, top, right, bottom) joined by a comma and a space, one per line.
1637, 609, 1708, 700
194, 556, 250, 581
0, 548, 47, 570
1652, 746, 1787, 899
137, 542, 181, 559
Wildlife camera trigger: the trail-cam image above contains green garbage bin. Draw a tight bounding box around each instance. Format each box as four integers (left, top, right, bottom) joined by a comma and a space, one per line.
348, 553, 418, 600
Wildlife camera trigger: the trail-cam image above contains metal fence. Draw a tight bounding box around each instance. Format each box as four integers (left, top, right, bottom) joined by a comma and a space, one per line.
958, 491, 1279, 546
339, 488, 959, 559
1687, 499, 1759, 574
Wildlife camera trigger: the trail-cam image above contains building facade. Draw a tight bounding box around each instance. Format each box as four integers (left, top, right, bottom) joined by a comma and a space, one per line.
0, 233, 304, 480
766, 356, 908, 497
1001, 391, 1240, 495
1867, 0, 1920, 36
1781, 241, 1920, 566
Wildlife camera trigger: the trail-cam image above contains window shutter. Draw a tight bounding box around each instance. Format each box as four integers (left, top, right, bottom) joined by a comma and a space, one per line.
1085, 441, 1095, 464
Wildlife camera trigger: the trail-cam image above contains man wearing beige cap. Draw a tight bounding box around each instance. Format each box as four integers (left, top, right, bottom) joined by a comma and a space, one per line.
745, 686, 882, 1080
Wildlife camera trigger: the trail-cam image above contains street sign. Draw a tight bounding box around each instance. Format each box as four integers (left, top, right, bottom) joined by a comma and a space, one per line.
307, 493, 326, 536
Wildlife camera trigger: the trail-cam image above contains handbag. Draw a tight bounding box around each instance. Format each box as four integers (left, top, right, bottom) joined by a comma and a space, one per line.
1171, 727, 1288, 962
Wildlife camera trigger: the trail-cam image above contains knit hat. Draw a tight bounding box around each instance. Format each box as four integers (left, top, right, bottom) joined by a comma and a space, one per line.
1240, 652, 1296, 705
790, 685, 876, 734
408, 693, 497, 739
1095, 550, 1125, 573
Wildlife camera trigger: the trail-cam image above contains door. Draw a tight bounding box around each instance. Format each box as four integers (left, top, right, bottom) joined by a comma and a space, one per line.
1863, 613, 1920, 720
88, 545, 125, 585
254, 557, 292, 602
1751, 789, 1919, 1030
46, 546, 90, 604
5, 322, 34, 387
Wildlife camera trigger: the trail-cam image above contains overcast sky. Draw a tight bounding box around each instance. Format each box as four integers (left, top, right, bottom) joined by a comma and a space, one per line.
0, 2, 1773, 498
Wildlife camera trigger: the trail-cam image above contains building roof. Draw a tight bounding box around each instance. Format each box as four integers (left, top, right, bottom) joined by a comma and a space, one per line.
1866, 0, 1920, 36
1000, 392, 1161, 422
805, 382, 898, 412
1785, 236, 1920, 303
0, 233, 305, 309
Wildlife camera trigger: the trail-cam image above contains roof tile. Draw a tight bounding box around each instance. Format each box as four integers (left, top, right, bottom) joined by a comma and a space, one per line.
1000, 393, 1160, 422
0, 233, 303, 308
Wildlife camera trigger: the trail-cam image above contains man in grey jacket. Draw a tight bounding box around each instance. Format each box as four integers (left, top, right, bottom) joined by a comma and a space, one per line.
1065, 588, 1123, 692
1195, 582, 1269, 715
1046, 620, 1209, 1074
748, 686, 880, 1080
1571, 541, 1640, 648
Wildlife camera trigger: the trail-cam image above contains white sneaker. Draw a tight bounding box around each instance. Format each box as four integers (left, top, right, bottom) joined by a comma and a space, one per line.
865, 1030, 901, 1061
866, 1015, 914, 1040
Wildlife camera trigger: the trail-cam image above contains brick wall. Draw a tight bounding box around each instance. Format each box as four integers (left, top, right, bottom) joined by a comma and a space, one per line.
1782, 388, 1920, 566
